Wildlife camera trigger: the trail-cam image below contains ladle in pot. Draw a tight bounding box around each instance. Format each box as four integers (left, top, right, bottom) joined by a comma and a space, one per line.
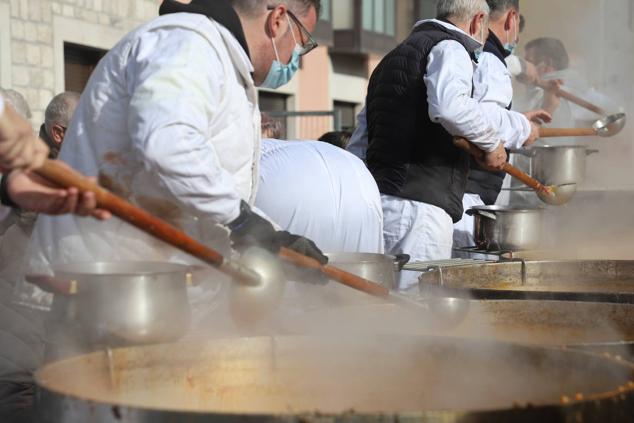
34, 160, 433, 316
453, 138, 575, 206
539, 113, 626, 139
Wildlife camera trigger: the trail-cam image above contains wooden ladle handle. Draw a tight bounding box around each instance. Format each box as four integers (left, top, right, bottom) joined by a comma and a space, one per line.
35, 160, 234, 275
536, 80, 606, 116
539, 127, 597, 138
453, 138, 546, 192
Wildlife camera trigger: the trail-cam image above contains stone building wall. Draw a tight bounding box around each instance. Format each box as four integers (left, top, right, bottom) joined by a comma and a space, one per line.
0, 0, 161, 125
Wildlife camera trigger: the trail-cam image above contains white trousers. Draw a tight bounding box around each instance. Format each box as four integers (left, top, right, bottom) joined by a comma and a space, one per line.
381, 195, 453, 290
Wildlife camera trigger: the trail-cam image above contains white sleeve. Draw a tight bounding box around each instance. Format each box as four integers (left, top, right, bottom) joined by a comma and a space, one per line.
126, 28, 241, 225
474, 53, 531, 149
425, 40, 500, 152
346, 106, 368, 160
0, 95, 4, 117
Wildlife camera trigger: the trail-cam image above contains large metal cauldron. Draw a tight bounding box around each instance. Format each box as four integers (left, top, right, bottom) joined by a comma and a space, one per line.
36, 336, 634, 422
283, 302, 634, 358
418, 260, 634, 303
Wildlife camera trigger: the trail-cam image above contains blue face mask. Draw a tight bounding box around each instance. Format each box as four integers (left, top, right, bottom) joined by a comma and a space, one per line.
260, 16, 302, 89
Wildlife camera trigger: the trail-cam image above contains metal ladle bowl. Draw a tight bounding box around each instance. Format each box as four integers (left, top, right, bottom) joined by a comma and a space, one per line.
537, 182, 578, 206
229, 247, 287, 325
593, 113, 627, 137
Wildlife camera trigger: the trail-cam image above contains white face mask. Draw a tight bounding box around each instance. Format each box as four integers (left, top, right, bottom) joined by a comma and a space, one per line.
504, 15, 519, 55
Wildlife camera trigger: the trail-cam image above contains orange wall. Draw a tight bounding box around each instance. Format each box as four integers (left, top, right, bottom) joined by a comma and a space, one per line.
297, 46, 332, 139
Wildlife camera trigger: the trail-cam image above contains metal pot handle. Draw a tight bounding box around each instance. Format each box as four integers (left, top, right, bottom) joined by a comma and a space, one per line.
394, 254, 411, 271
24, 274, 77, 296
508, 148, 537, 157
465, 209, 497, 220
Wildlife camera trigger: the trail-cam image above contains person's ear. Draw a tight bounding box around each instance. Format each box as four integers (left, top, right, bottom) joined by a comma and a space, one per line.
470, 12, 486, 37
504, 10, 516, 31
265, 5, 290, 40
51, 125, 65, 145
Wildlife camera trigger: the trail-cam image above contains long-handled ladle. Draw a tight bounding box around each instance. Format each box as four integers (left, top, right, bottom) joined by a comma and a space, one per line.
538, 113, 626, 139
34, 160, 426, 312
454, 138, 576, 206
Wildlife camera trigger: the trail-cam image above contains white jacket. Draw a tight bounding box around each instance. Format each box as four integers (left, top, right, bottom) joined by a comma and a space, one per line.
21, 13, 261, 308
256, 139, 384, 254
473, 51, 531, 150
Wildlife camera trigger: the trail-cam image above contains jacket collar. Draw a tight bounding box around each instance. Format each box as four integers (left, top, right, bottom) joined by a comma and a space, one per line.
413, 19, 482, 52
159, 0, 250, 59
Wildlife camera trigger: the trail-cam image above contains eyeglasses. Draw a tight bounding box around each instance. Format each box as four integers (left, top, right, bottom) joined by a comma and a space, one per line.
267, 6, 318, 56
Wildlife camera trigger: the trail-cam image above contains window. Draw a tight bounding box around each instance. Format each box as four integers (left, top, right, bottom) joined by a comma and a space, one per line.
64, 42, 107, 93
320, 0, 331, 21
334, 101, 358, 132
362, 0, 395, 36
258, 91, 288, 113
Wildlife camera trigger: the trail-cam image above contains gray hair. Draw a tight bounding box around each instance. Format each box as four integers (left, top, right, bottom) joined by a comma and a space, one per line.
44, 91, 81, 134
0, 88, 32, 120
437, 0, 490, 23
230, 0, 321, 17
486, 0, 519, 19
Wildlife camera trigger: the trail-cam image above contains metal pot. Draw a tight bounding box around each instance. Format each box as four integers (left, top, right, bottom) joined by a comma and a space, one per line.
35, 335, 634, 422
26, 262, 196, 347
326, 253, 410, 289
467, 206, 542, 251
511, 145, 598, 186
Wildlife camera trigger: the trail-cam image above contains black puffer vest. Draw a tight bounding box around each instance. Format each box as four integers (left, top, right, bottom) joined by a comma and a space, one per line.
366, 22, 474, 223
465, 32, 510, 205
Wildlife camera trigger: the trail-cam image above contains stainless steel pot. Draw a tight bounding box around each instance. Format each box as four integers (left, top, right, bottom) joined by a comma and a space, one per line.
326, 253, 410, 289
27, 262, 196, 347
467, 206, 542, 251
511, 145, 598, 186
35, 335, 634, 422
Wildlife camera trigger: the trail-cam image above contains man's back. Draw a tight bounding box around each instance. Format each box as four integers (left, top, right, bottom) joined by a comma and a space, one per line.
256, 139, 384, 254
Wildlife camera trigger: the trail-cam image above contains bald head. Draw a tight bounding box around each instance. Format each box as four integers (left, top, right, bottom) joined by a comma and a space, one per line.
44, 92, 80, 151
45, 92, 80, 135
0, 88, 32, 120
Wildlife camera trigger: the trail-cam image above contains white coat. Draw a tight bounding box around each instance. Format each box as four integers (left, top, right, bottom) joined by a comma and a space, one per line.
256, 139, 384, 254
19, 13, 261, 310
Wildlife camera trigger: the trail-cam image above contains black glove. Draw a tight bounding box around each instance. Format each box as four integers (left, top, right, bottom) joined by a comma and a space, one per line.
228, 201, 328, 266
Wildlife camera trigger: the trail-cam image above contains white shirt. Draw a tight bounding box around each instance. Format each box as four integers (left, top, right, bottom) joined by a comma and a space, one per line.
21, 13, 262, 308
420, 19, 500, 152
473, 51, 531, 149
256, 139, 384, 254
